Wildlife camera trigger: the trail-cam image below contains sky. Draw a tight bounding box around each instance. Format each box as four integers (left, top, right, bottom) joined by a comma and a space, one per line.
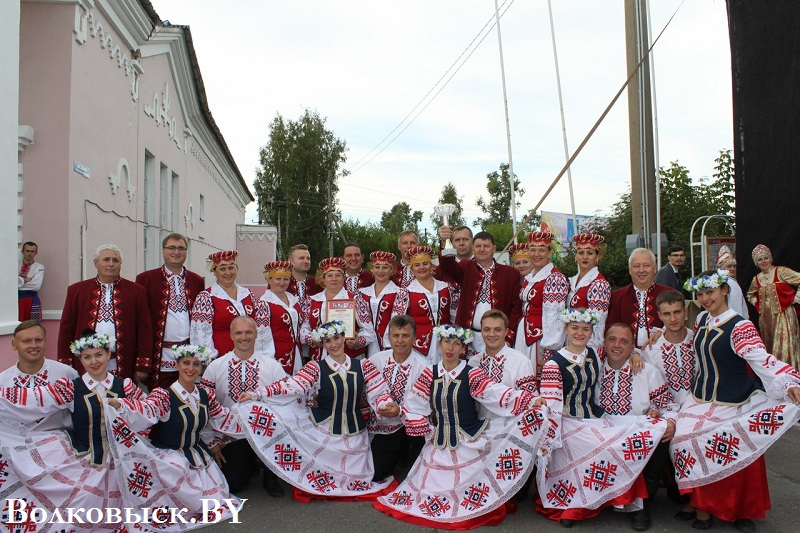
156, 0, 733, 234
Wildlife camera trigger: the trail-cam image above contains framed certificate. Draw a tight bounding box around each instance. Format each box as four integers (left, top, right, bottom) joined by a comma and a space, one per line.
326, 299, 357, 339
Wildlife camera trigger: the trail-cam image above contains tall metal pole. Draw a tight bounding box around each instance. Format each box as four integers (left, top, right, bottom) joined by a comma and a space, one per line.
492, 0, 518, 241
546, 0, 579, 235
625, 0, 657, 250
646, 0, 663, 265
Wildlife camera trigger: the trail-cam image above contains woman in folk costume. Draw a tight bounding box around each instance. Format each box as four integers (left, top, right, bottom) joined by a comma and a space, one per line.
747, 244, 800, 370
374, 324, 551, 529
106, 345, 245, 530
237, 321, 399, 500
567, 233, 612, 351
0, 331, 146, 531
261, 260, 305, 374
190, 250, 274, 361
672, 270, 800, 531
390, 246, 452, 364
360, 251, 400, 356
300, 257, 376, 361
715, 245, 748, 317
535, 310, 668, 527
509, 242, 535, 278
514, 231, 569, 375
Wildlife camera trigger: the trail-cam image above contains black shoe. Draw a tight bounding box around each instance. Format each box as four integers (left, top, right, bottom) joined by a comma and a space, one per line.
262, 472, 284, 498
734, 520, 755, 533
560, 519, 575, 528
632, 509, 651, 531
675, 510, 697, 521
692, 517, 713, 530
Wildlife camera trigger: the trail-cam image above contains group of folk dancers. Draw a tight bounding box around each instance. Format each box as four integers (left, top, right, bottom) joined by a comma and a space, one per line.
1, 232, 799, 532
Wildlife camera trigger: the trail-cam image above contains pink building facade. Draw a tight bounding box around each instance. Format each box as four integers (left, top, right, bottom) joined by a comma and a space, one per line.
4, 0, 276, 367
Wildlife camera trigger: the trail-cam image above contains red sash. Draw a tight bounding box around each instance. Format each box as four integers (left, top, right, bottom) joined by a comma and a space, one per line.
523, 278, 546, 345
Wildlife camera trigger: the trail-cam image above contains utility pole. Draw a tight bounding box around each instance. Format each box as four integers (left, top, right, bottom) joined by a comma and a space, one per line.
327, 170, 334, 257
625, 0, 657, 250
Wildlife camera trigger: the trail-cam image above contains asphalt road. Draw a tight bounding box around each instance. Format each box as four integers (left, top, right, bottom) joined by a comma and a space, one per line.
205, 424, 800, 532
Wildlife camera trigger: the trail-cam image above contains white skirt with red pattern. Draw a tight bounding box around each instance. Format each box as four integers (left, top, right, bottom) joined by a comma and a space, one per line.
374, 407, 552, 530
535, 415, 667, 522
104, 405, 241, 531
233, 399, 393, 501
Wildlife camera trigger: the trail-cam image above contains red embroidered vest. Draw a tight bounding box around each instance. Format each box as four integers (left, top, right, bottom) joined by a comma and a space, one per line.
362, 291, 397, 351
267, 300, 302, 374
408, 287, 451, 356
522, 278, 546, 345
210, 293, 255, 356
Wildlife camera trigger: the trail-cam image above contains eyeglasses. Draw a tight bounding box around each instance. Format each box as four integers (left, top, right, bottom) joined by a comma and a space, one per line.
164, 246, 188, 252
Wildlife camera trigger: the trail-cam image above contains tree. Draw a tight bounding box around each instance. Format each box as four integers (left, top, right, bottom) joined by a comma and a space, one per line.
253, 109, 347, 260
430, 182, 466, 228
380, 202, 423, 236
475, 163, 525, 228
707, 149, 735, 216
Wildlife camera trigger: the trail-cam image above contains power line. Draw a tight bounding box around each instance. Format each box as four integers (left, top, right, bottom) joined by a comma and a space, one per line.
347, 0, 517, 174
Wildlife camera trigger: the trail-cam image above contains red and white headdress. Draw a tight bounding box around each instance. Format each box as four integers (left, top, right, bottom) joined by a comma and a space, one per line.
572, 233, 605, 249
405, 245, 434, 264
751, 244, 772, 263
263, 260, 294, 279
370, 251, 396, 265
526, 231, 556, 246
509, 243, 531, 261
207, 250, 237, 271
319, 257, 346, 274
716, 246, 736, 269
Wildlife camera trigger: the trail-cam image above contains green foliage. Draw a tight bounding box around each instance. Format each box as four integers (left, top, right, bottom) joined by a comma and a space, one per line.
475, 163, 525, 228
589, 153, 735, 289
380, 202, 423, 236
253, 109, 347, 260
431, 182, 466, 228
338, 218, 398, 258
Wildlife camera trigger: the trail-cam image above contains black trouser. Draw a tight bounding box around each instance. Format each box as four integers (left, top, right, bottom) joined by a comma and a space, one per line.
219, 439, 260, 493
643, 441, 671, 501
371, 428, 425, 482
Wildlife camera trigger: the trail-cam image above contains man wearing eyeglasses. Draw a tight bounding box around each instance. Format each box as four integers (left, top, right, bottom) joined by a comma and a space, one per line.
654, 245, 686, 292
136, 233, 205, 389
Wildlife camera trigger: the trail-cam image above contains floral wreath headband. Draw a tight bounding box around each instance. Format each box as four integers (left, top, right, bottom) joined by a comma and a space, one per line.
433, 324, 474, 344
70, 333, 111, 356
311, 321, 347, 343
172, 344, 212, 365
683, 269, 730, 293
560, 308, 600, 325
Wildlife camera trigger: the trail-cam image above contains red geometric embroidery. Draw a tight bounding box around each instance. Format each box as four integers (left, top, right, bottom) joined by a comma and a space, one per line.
673, 448, 696, 479
347, 480, 370, 492
2, 498, 38, 533
306, 470, 337, 493
382, 360, 410, 404
583, 460, 618, 491
622, 431, 654, 461
517, 409, 544, 437
480, 354, 505, 383
649, 383, 674, 411
274, 443, 302, 472
12, 369, 49, 389
599, 367, 633, 415
419, 495, 451, 517
495, 448, 524, 481
127, 462, 154, 498
112, 418, 140, 448
228, 358, 260, 401
546, 479, 577, 507
0, 459, 8, 490
460, 482, 491, 511
387, 490, 414, 506
704, 431, 740, 466
661, 341, 695, 392
748, 405, 786, 436
247, 405, 277, 437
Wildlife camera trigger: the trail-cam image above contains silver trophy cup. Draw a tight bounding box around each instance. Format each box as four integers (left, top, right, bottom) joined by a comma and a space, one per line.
434, 203, 457, 257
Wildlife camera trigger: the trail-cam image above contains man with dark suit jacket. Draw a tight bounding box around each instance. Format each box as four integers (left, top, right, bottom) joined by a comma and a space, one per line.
135, 233, 205, 389
437, 227, 522, 355
654, 245, 686, 291
607, 248, 672, 348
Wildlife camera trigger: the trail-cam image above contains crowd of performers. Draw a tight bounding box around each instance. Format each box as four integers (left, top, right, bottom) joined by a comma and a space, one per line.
1, 230, 799, 532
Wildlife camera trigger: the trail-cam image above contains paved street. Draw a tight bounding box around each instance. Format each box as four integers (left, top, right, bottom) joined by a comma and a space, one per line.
205, 425, 800, 532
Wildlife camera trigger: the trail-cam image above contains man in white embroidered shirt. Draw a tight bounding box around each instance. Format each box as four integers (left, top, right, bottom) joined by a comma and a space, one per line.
598, 323, 678, 531
18, 241, 45, 321
201, 316, 287, 497
0, 320, 78, 430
